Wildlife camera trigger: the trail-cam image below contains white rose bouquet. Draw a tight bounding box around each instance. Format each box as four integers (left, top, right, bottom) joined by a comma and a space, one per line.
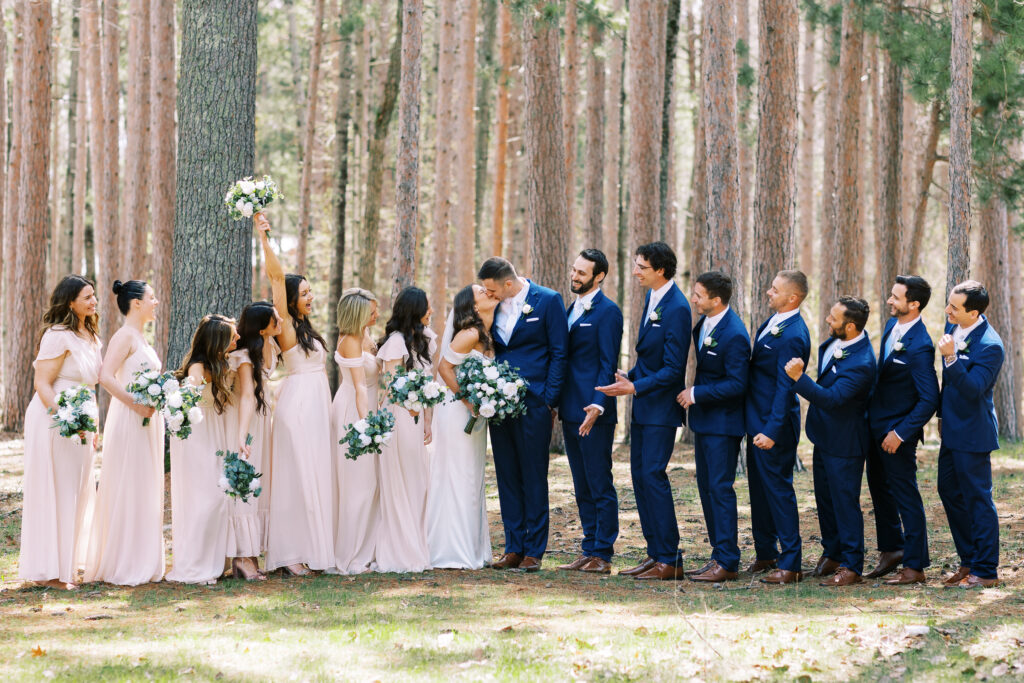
126, 366, 178, 426
382, 365, 447, 423
51, 385, 99, 445
455, 356, 529, 434
224, 175, 282, 228
339, 408, 396, 460
162, 382, 205, 440
217, 434, 263, 503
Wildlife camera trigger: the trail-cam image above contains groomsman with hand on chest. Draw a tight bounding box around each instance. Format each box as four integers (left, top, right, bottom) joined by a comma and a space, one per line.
864, 276, 939, 585
936, 280, 1004, 589
677, 271, 750, 583
785, 297, 875, 587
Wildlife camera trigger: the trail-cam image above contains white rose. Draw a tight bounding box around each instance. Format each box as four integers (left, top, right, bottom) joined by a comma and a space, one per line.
422, 382, 441, 400
411, 402, 423, 413
516, 379, 525, 387
167, 391, 183, 409
394, 376, 408, 390
160, 406, 173, 421
770, 325, 781, 336
238, 180, 256, 195
893, 341, 904, 352
255, 181, 266, 190
479, 403, 496, 418
169, 413, 185, 430
225, 191, 234, 203
235, 198, 247, 213
359, 434, 372, 446
187, 406, 203, 424
241, 202, 254, 218
407, 391, 419, 403
522, 304, 534, 314
353, 419, 368, 434
483, 367, 500, 381
956, 340, 967, 351
381, 432, 393, 445
163, 378, 180, 394
374, 435, 382, 444
57, 406, 75, 423
502, 383, 518, 398
145, 370, 160, 381
483, 385, 495, 395
81, 400, 99, 419
147, 383, 163, 396
218, 476, 231, 491
499, 400, 506, 406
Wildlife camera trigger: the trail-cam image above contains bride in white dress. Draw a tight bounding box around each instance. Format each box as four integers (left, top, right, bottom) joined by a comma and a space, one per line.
427, 284, 500, 569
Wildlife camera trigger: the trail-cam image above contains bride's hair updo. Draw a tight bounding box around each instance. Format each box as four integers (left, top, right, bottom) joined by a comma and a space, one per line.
451, 285, 492, 353
336, 288, 377, 337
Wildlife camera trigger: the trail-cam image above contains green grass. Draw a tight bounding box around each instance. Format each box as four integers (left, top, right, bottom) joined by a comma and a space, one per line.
1, 433, 1022, 681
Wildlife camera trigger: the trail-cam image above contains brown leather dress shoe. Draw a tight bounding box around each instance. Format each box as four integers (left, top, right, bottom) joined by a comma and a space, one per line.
819, 567, 863, 587
491, 552, 524, 570
957, 574, 999, 589
684, 561, 714, 576
864, 550, 904, 579
689, 560, 739, 583
517, 556, 542, 573
557, 555, 591, 571
811, 556, 840, 577
884, 568, 926, 585
579, 557, 612, 574
942, 566, 971, 586
747, 559, 778, 574
635, 562, 686, 581
760, 569, 803, 584
620, 557, 657, 576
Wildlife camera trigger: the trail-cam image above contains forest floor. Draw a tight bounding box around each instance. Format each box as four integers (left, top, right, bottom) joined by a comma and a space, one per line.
0, 433, 1022, 682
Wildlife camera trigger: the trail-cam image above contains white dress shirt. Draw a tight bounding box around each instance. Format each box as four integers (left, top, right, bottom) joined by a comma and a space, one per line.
945, 316, 984, 367
757, 307, 802, 341
644, 280, 673, 324
690, 306, 730, 405
569, 288, 600, 328
496, 278, 530, 344
884, 315, 921, 360
823, 330, 866, 369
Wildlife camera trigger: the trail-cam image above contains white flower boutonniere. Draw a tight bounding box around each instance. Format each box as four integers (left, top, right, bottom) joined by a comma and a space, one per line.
957, 339, 970, 353
833, 348, 847, 361
520, 303, 534, 318
892, 338, 905, 353
648, 306, 663, 322
769, 323, 785, 337
582, 300, 593, 313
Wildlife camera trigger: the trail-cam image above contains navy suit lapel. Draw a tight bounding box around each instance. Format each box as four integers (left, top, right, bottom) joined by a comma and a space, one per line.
879, 318, 896, 368
637, 289, 654, 344
570, 289, 604, 332
506, 282, 536, 344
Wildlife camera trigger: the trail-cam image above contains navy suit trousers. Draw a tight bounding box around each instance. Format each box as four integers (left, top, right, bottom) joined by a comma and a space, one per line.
629, 423, 682, 565
866, 437, 930, 571
811, 448, 865, 575
746, 438, 802, 572
937, 445, 999, 579
562, 421, 619, 561
693, 433, 741, 571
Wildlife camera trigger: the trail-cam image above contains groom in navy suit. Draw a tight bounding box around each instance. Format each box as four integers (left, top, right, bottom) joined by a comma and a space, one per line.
557, 249, 623, 575
598, 242, 691, 580
937, 280, 1004, 589
479, 257, 568, 573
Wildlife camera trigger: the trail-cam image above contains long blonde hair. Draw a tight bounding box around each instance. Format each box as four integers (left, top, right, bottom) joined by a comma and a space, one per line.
336, 287, 377, 337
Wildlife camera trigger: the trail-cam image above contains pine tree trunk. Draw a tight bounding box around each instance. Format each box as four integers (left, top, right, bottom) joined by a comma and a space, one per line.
1008, 230, 1024, 436
99, 0, 121, 345
905, 99, 940, 274
391, 0, 421, 300
817, 0, 840, 341
798, 19, 816, 278
660, 0, 682, 244
3, 2, 25, 398
63, 0, 82, 276
834, 1, 863, 298
150, 0, 176, 362
297, 0, 326, 275
947, 0, 972, 293
122, 0, 150, 280
452, 0, 478, 287
735, 0, 752, 314
875, 7, 902, 315
563, 0, 578, 239
432, 0, 457, 333
168, 0, 257, 369
582, 18, 605, 250
602, 0, 624, 301
750, 0, 797, 327
490, 1, 512, 257
474, 0, 497, 244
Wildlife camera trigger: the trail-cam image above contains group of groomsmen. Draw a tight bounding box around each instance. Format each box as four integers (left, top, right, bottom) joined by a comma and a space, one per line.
491, 241, 1004, 588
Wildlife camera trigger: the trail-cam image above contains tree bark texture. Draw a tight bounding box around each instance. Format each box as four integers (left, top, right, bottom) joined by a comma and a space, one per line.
602, 0, 624, 301
453, 0, 478, 286
582, 18, 605, 250
875, 19, 902, 316
168, 0, 257, 369
735, 0, 752, 313
817, 0, 840, 341
563, 0, 579, 238
905, 99, 940, 275
100, 0, 120, 345
3, 2, 25, 393
297, 0, 327, 275
798, 20, 816, 278
474, 0, 498, 244
392, 0, 422, 300
490, 0, 512, 256
63, 0, 82, 276
833, 1, 863, 299
659, 0, 681, 247
122, 0, 151, 280
947, 0, 972, 294
150, 0, 176, 361
432, 0, 457, 333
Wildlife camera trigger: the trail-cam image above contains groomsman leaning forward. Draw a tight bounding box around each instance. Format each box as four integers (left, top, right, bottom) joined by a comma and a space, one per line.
745, 270, 811, 585
865, 276, 939, 585
598, 241, 691, 581
479, 257, 569, 573
785, 297, 875, 587
677, 271, 750, 583
557, 250, 624, 576
936, 280, 1004, 589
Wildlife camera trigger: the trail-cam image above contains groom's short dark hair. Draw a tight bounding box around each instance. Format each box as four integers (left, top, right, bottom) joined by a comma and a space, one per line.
579, 249, 609, 278
895, 274, 931, 311
478, 257, 517, 282
696, 271, 733, 305
635, 242, 676, 279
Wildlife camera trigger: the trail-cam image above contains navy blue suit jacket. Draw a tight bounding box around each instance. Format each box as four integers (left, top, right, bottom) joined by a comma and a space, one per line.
793, 335, 875, 458
867, 317, 939, 443
938, 318, 1004, 453
559, 289, 623, 425
744, 312, 811, 448
492, 280, 569, 410
688, 308, 750, 437
627, 282, 691, 427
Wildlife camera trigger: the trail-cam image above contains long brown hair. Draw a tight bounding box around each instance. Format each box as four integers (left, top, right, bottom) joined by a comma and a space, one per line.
40, 274, 100, 341
175, 314, 236, 414
237, 302, 276, 414
452, 285, 492, 353
286, 273, 327, 354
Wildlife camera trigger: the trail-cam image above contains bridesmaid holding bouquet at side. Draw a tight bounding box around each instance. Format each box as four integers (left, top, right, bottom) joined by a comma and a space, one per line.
84, 280, 166, 586
19, 275, 103, 590
255, 212, 335, 576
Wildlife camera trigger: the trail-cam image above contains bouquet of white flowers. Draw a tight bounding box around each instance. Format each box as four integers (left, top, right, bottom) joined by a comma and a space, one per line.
382, 365, 446, 423
217, 434, 263, 503
126, 366, 178, 426
339, 408, 396, 460
224, 175, 282, 227
455, 356, 529, 434
51, 385, 99, 444
162, 382, 205, 439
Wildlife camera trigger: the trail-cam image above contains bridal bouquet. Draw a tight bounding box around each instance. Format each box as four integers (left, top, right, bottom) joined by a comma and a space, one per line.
224, 175, 282, 225
217, 434, 263, 503
162, 382, 205, 439
382, 366, 446, 423
339, 408, 396, 460
455, 356, 529, 434
51, 385, 99, 445
126, 366, 178, 426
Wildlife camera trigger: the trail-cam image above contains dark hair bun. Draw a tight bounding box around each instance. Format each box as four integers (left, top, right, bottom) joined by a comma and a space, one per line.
112, 280, 124, 295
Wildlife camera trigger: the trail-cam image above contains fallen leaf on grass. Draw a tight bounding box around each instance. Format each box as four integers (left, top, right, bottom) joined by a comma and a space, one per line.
30, 646, 46, 657
500, 625, 514, 633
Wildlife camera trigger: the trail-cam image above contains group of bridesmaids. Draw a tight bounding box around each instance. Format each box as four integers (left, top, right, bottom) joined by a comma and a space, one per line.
18, 213, 483, 590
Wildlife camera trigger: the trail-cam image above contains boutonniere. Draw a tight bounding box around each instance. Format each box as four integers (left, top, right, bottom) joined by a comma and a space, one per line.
833, 348, 847, 361
956, 338, 970, 354
769, 323, 786, 337
703, 328, 719, 349
582, 300, 593, 313
520, 303, 534, 318
892, 336, 906, 353
648, 306, 663, 322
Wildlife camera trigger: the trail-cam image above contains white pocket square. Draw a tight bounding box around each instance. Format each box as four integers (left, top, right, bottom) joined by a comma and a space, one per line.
580, 323, 592, 327
526, 317, 539, 322
831, 366, 837, 373
762, 344, 772, 349
958, 354, 969, 360
893, 358, 907, 365
652, 323, 661, 328
707, 351, 718, 356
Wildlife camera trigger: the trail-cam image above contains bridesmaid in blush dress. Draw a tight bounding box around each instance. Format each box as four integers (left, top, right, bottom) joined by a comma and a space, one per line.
255, 213, 335, 576
330, 288, 381, 574
19, 275, 103, 590
375, 286, 436, 573
84, 280, 166, 586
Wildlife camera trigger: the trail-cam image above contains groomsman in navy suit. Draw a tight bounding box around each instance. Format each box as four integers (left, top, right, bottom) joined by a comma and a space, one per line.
557, 249, 623, 575
865, 275, 939, 585
745, 270, 811, 585
598, 242, 691, 580
479, 257, 568, 573
784, 297, 875, 586
677, 271, 749, 583
936, 280, 1004, 589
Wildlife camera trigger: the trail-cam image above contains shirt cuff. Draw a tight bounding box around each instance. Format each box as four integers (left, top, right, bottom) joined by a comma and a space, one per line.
944, 355, 957, 368
892, 430, 904, 442
689, 388, 697, 404
586, 403, 605, 415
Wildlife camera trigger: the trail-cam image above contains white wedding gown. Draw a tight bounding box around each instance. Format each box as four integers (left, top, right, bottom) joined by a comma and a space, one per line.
425, 346, 492, 569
